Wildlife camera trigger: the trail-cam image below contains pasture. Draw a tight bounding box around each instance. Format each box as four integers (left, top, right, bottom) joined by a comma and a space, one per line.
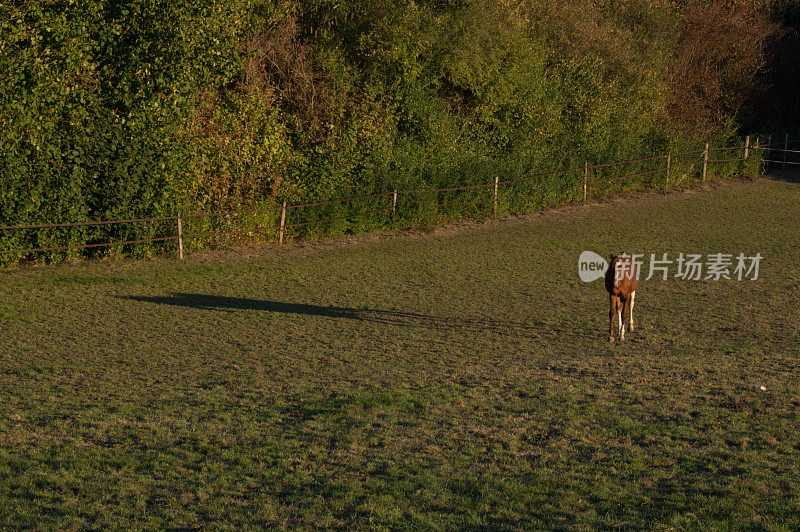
1, 176, 799, 528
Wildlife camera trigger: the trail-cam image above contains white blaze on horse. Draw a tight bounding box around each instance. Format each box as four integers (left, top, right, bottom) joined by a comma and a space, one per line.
605, 253, 638, 342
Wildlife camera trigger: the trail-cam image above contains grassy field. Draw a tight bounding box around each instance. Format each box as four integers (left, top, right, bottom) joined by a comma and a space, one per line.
1, 176, 799, 528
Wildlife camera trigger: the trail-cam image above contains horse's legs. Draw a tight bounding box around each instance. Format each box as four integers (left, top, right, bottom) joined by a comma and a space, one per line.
628, 290, 636, 332
620, 296, 630, 341
609, 295, 618, 342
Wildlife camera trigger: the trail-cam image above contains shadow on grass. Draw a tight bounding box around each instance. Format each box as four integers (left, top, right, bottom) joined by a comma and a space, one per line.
765, 168, 800, 183
122, 292, 541, 333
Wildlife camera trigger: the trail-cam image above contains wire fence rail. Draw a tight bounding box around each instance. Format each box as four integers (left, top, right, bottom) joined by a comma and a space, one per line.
0, 134, 786, 261
755, 132, 800, 170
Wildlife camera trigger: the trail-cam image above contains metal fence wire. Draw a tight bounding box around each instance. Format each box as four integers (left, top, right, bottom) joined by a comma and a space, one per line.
0, 136, 783, 260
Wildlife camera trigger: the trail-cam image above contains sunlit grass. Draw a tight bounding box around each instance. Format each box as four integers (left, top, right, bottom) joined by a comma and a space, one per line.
1, 177, 799, 528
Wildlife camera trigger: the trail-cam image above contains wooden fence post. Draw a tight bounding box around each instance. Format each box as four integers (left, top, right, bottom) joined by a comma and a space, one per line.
744, 135, 750, 161
756, 137, 764, 176
583, 161, 588, 201
783, 133, 789, 170
766, 135, 771, 170
279, 201, 287, 245
493, 175, 499, 217
177, 212, 183, 260
702, 143, 709, 180
665, 153, 671, 186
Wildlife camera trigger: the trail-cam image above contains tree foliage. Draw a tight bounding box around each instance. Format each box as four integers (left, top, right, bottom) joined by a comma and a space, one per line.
0, 0, 789, 260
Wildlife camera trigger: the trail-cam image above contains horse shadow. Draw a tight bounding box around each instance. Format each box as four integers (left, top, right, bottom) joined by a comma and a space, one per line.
121, 292, 542, 334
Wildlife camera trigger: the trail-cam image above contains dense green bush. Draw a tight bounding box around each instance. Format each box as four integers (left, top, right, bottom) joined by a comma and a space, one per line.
0, 0, 788, 262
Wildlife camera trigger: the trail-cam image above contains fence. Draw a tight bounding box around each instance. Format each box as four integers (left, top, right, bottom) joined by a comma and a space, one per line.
0, 136, 780, 262
759, 133, 800, 170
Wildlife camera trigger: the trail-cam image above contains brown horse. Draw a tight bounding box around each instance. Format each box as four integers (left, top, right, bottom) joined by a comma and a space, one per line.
605, 253, 638, 342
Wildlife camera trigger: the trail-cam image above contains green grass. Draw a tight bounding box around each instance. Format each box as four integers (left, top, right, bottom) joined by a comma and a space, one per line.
1, 177, 799, 528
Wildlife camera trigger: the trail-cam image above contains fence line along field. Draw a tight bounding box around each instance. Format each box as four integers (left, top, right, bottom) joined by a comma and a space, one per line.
1, 176, 799, 528
1, 136, 777, 263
